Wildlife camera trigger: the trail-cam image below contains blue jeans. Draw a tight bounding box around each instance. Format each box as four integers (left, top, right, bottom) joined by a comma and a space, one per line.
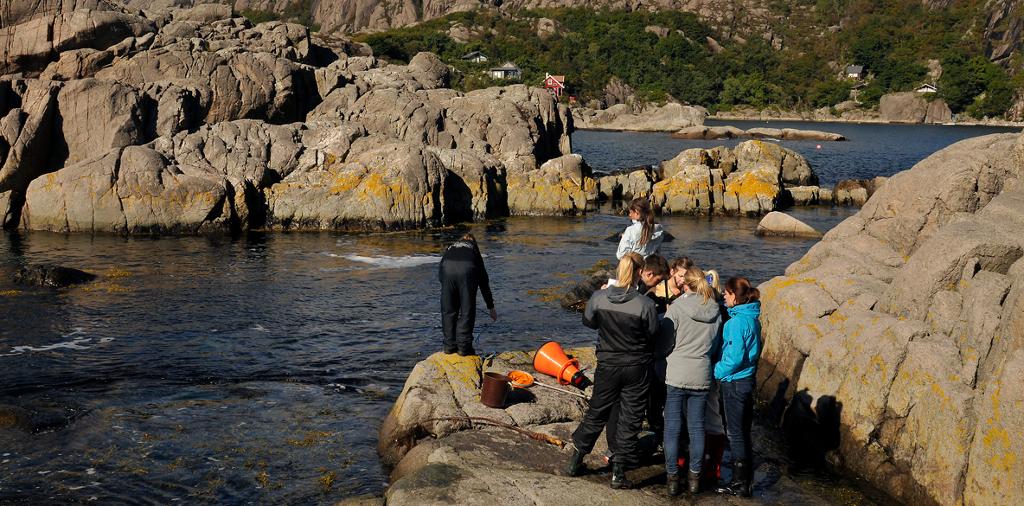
721, 376, 755, 463
664, 385, 707, 474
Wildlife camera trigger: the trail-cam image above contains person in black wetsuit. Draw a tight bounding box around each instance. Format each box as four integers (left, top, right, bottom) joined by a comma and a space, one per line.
439, 233, 497, 356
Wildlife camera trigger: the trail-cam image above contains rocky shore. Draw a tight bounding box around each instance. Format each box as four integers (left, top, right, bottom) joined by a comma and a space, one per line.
757, 131, 1024, 504
0, 2, 589, 235
713, 95, 1024, 127
372, 350, 884, 505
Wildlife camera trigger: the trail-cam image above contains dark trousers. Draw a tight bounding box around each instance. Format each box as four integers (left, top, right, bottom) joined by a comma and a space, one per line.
606, 364, 665, 457
440, 261, 479, 354
664, 386, 707, 474
721, 376, 755, 463
573, 363, 650, 466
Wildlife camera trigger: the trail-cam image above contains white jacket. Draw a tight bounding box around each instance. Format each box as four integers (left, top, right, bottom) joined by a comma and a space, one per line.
616, 220, 665, 259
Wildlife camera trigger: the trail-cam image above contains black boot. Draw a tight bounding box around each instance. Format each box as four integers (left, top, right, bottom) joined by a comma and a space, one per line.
666, 473, 681, 497
566, 447, 586, 477
687, 469, 701, 494
715, 460, 752, 497
610, 463, 633, 489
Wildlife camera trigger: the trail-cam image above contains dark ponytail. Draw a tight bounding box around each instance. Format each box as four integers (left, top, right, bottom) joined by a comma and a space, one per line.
725, 276, 760, 305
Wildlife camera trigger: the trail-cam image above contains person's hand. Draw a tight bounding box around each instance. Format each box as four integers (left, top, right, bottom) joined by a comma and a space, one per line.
489, 307, 498, 322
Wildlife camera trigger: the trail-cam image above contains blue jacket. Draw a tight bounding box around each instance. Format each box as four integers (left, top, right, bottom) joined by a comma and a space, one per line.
714, 301, 761, 382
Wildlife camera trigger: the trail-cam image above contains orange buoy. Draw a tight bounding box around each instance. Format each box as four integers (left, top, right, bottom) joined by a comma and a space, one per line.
533, 341, 586, 387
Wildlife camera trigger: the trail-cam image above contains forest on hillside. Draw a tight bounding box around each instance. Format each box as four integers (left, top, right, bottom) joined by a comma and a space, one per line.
336, 2, 1023, 118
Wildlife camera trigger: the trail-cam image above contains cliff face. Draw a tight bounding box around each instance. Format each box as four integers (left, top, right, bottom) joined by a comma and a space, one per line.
230, 0, 784, 41
757, 132, 1024, 504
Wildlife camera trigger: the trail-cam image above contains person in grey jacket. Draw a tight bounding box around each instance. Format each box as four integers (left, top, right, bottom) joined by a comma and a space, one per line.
656, 266, 722, 496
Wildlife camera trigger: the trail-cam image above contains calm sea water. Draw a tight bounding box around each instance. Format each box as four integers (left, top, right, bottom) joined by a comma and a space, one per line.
0, 123, 1013, 503
575, 120, 1022, 186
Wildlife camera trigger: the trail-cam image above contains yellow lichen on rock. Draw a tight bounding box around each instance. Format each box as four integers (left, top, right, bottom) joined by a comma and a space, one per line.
725, 170, 779, 198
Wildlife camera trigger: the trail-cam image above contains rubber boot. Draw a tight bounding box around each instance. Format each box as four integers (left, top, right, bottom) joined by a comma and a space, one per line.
666, 473, 681, 497
687, 469, 701, 494
610, 463, 633, 489
715, 460, 752, 497
566, 448, 586, 477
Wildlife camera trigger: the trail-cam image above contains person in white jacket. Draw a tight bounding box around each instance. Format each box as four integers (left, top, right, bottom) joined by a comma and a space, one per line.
617, 197, 665, 260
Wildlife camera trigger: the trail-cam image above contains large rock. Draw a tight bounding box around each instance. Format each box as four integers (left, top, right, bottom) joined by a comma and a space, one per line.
95, 41, 318, 124
0, 81, 61, 198
573, 102, 707, 132
880, 92, 953, 124
0, 8, 156, 74
756, 131, 1024, 505
735, 139, 817, 186
595, 166, 657, 201
12, 264, 96, 287
506, 154, 596, 215
55, 79, 148, 167
265, 139, 451, 231
378, 349, 593, 467
755, 211, 822, 238
834, 176, 888, 206
652, 140, 815, 215
21, 145, 235, 234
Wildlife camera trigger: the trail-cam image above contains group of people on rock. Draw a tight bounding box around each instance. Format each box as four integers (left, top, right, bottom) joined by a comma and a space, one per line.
437, 196, 762, 498
566, 197, 762, 497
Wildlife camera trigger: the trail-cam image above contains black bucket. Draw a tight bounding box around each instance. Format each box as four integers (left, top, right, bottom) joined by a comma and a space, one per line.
480, 372, 510, 408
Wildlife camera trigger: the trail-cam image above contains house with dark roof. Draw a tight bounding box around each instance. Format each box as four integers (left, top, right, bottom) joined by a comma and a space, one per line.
846, 65, 866, 79
461, 51, 488, 63
488, 62, 522, 80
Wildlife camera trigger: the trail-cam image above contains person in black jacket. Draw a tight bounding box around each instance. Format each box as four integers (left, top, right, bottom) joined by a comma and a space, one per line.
439, 233, 497, 356
567, 253, 659, 489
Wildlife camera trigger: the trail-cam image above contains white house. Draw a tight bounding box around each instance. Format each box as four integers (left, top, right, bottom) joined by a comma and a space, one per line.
488, 62, 522, 80
915, 83, 938, 94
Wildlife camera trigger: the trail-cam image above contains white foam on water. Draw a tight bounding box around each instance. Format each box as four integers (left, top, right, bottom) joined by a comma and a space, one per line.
2, 332, 115, 356
338, 254, 441, 269
252, 324, 269, 333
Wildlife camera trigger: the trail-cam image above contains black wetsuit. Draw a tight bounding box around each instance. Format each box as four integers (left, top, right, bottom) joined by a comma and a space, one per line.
439, 239, 494, 355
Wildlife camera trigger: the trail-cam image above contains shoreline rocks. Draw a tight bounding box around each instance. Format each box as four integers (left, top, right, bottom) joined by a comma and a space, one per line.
572, 102, 707, 132
673, 125, 846, 141
651, 140, 817, 216
377, 349, 894, 505
756, 131, 1024, 505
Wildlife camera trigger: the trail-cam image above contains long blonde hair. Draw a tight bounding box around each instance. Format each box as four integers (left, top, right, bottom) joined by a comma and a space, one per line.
705, 269, 721, 300
683, 267, 716, 304
617, 252, 644, 289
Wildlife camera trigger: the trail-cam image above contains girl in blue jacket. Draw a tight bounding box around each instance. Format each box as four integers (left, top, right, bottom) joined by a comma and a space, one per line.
714, 276, 761, 497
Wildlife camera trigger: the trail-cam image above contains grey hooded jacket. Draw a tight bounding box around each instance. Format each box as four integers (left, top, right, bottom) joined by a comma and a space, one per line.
656, 292, 722, 390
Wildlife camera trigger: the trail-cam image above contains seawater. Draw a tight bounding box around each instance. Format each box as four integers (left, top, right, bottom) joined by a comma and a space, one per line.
575, 120, 1021, 185
0, 124, 1014, 503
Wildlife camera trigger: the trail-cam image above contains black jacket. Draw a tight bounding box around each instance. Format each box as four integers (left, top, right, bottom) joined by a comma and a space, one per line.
583, 286, 659, 367
439, 239, 494, 308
